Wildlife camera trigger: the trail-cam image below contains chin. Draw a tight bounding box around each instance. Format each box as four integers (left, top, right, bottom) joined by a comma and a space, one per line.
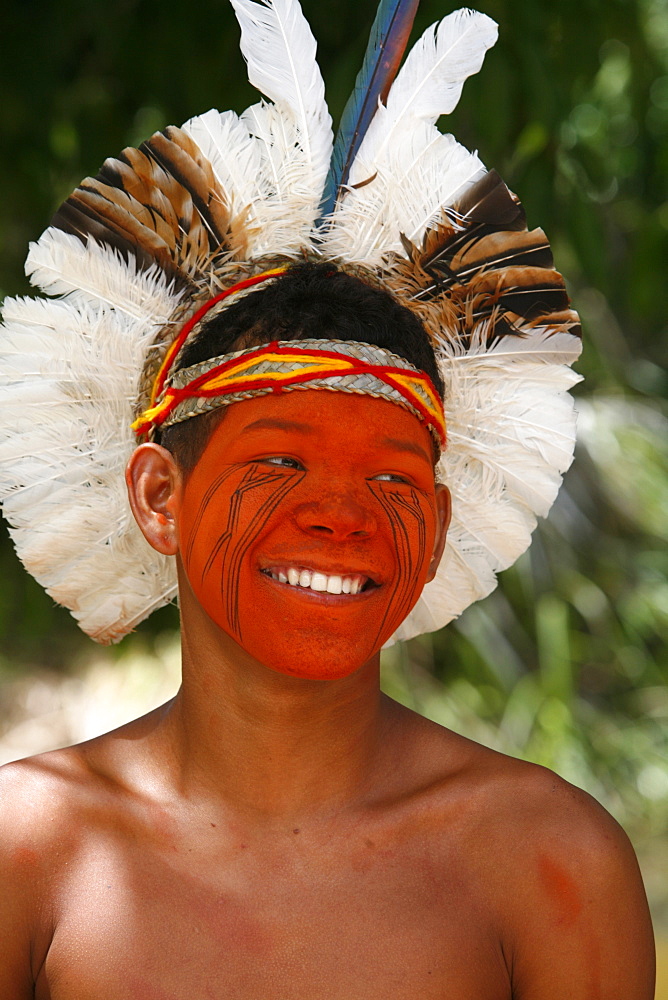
239, 629, 380, 681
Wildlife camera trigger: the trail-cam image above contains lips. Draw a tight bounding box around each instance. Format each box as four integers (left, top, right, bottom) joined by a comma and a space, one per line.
259, 565, 378, 595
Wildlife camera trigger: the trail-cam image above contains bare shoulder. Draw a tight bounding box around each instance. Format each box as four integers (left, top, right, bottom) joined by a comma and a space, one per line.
471, 743, 645, 898
0, 712, 166, 995
0, 701, 168, 853
1, 742, 99, 838
427, 724, 655, 999
411, 714, 635, 855
0, 702, 168, 896
396, 713, 654, 997
464, 738, 627, 848
422, 722, 647, 900
0, 742, 112, 895
0, 745, 105, 997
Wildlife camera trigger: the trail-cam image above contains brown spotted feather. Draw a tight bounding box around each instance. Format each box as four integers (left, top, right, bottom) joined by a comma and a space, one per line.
50, 127, 240, 289
389, 169, 581, 348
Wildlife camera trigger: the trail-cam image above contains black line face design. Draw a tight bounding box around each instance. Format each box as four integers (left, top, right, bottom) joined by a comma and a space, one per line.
366, 480, 429, 648
184, 462, 305, 643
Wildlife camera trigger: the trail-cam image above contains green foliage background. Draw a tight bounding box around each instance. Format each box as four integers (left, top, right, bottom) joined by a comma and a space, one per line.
0, 0, 666, 913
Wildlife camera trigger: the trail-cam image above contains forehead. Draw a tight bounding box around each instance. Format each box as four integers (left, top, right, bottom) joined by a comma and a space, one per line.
200, 389, 435, 461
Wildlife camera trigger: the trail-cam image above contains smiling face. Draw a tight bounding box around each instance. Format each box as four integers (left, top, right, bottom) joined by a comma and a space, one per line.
175, 389, 449, 680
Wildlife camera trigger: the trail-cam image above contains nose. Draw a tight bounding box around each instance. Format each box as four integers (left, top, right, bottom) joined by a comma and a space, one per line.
293, 493, 377, 539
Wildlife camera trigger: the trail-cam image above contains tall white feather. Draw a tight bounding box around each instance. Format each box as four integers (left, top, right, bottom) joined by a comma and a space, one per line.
389, 324, 583, 643
357, 8, 497, 170
229, 0, 333, 251
321, 9, 497, 264
231, 0, 331, 176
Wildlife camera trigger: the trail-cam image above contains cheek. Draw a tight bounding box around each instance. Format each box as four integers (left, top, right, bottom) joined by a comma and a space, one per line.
179, 463, 304, 638
366, 481, 436, 648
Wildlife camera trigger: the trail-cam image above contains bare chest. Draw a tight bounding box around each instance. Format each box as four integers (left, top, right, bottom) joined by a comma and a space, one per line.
38, 830, 511, 1000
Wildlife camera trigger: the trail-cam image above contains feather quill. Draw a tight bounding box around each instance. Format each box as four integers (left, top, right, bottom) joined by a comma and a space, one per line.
319, 0, 420, 219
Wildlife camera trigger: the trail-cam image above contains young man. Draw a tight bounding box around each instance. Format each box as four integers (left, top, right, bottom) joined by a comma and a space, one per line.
0, 1, 655, 996
0, 263, 655, 997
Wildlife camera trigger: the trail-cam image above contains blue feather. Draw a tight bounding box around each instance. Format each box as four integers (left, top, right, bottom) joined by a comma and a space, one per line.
317, 0, 420, 223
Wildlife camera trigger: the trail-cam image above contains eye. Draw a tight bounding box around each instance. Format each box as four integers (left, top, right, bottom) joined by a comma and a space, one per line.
371, 472, 411, 484
261, 456, 305, 470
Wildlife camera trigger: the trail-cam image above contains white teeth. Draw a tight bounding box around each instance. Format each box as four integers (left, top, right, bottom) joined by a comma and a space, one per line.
265, 568, 370, 595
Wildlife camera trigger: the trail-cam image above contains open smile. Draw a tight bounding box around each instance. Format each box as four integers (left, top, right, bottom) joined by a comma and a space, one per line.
259, 565, 380, 596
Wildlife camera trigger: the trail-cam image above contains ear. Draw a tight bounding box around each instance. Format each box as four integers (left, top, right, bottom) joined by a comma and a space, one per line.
125, 443, 183, 555
426, 483, 451, 582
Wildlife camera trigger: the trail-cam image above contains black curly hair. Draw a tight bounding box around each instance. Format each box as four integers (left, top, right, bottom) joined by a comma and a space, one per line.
160, 262, 442, 470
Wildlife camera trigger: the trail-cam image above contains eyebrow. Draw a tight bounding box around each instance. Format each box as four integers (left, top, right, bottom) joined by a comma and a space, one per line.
241, 418, 316, 435
380, 437, 432, 464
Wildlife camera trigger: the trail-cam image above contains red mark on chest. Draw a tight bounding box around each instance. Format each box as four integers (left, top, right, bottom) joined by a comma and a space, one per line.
537, 854, 583, 927
12, 847, 39, 868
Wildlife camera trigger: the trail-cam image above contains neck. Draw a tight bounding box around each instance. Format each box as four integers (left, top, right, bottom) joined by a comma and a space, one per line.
160, 585, 397, 825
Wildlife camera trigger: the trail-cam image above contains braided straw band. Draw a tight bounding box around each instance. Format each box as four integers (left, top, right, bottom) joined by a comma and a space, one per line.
147, 266, 289, 411
132, 339, 446, 450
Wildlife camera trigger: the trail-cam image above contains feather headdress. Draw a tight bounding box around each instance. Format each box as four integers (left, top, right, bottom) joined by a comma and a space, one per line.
0, 0, 581, 644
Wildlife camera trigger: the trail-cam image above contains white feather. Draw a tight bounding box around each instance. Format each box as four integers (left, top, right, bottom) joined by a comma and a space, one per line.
230, 0, 332, 244
181, 109, 267, 242
349, 8, 497, 185
460, 327, 583, 365
322, 123, 485, 264
26, 229, 182, 322
240, 101, 323, 254
383, 10, 496, 134
323, 8, 496, 264
0, 292, 178, 643
441, 349, 581, 513
231, 0, 330, 166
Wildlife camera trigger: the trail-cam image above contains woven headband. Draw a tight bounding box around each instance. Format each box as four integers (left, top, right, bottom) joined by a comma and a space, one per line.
148, 266, 289, 411
134, 338, 446, 449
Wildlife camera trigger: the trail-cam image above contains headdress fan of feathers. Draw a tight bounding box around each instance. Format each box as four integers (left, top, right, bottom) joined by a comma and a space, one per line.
0, 0, 581, 644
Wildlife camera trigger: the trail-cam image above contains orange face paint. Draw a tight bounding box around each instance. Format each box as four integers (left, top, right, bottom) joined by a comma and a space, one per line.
177, 390, 443, 679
